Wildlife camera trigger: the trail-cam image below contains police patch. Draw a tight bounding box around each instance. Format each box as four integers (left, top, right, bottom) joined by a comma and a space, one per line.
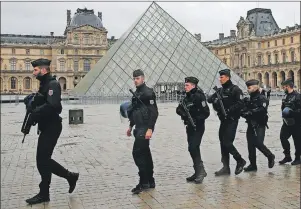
150, 100, 154, 104
263, 103, 266, 107
48, 90, 53, 96
202, 101, 207, 107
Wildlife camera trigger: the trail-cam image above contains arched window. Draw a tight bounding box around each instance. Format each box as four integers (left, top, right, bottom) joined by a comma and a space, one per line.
24, 77, 31, 89
10, 77, 17, 89
84, 59, 90, 71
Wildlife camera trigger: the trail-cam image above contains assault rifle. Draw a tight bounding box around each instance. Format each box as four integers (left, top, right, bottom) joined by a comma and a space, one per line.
213, 86, 227, 119
179, 99, 196, 131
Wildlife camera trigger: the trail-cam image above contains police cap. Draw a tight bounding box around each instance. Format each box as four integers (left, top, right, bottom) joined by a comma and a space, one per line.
133, 69, 144, 77
185, 76, 199, 85
281, 78, 294, 87
219, 69, 231, 77
31, 58, 51, 67
245, 79, 259, 87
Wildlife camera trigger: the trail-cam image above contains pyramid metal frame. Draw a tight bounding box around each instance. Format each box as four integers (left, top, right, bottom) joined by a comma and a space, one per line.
72, 2, 247, 97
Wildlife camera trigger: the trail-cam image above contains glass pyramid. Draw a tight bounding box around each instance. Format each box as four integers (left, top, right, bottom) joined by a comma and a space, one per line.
72, 2, 247, 98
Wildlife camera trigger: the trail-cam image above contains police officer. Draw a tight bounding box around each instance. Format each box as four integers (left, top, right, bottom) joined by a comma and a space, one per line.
207, 69, 246, 176
241, 79, 275, 171
176, 77, 210, 184
279, 78, 301, 165
25, 59, 79, 204
126, 69, 159, 194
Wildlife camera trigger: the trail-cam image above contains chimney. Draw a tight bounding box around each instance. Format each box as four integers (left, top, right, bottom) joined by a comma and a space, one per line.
194, 33, 201, 42
98, 12, 102, 21
219, 33, 224, 40
50, 32, 54, 37
67, 10, 71, 26
230, 30, 236, 37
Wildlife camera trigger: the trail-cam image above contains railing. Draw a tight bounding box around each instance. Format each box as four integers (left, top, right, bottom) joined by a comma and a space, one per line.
0, 91, 288, 105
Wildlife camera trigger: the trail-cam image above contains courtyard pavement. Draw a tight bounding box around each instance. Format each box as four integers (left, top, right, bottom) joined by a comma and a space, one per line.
1, 100, 300, 209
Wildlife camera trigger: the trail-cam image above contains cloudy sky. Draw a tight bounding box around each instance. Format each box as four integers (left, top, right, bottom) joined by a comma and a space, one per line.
1, 1, 300, 42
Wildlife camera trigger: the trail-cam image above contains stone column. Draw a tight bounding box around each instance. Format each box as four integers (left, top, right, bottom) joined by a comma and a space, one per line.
277, 71, 282, 88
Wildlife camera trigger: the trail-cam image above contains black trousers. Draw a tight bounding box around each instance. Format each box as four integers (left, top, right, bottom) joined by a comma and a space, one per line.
37, 122, 69, 196
132, 128, 154, 185
246, 125, 273, 165
280, 122, 301, 158
218, 119, 242, 166
186, 123, 205, 167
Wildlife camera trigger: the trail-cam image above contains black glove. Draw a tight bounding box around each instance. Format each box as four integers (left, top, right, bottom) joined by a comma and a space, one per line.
241, 111, 252, 118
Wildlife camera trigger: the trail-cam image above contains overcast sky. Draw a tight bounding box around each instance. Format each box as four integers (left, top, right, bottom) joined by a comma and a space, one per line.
1, 1, 300, 42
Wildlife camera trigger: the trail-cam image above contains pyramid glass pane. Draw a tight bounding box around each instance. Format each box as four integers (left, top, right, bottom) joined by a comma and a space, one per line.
72, 2, 247, 98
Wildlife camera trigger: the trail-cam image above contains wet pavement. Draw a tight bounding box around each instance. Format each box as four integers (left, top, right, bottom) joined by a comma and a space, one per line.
1, 100, 300, 209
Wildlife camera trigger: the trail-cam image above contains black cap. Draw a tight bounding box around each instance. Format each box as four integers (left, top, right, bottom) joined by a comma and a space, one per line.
185, 76, 199, 85
133, 69, 144, 77
219, 69, 231, 77
281, 78, 294, 87
31, 58, 51, 67
245, 79, 259, 87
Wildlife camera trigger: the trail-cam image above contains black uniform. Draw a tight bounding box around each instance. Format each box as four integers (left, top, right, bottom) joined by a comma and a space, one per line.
25, 59, 79, 205
279, 79, 301, 165
176, 77, 210, 184
128, 70, 159, 194
207, 69, 246, 176
241, 79, 275, 171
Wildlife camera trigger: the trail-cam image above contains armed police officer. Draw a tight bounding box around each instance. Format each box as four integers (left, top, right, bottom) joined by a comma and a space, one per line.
24, 59, 79, 205
207, 69, 246, 176
126, 69, 159, 194
176, 77, 210, 184
241, 79, 275, 172
279, 78, 301, 165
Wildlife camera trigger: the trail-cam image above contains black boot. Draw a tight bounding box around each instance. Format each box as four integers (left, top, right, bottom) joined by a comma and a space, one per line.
268, 154, 275, 168
279, 156, 292, 165
214, 166, 230, 176
244, 164, 257, 172
26, 193, 50, 205
66, 171, 79, 193
149, 177, 155, 188
186, 165, 196, 182
194, 164, 207, 184
235, 158, 246, 175
131, 183, 149, 194
291, 156, 301, 165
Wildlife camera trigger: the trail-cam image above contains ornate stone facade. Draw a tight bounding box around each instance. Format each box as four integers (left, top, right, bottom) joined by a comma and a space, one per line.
202, 8, 301, 91
0, 8, 117, 95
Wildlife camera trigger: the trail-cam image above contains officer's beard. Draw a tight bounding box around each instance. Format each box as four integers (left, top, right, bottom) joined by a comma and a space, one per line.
284, 89, 289, 94
247, 85, 259, 94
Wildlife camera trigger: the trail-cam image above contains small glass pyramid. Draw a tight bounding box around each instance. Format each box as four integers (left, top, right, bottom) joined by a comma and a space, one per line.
72, 2, 247, 97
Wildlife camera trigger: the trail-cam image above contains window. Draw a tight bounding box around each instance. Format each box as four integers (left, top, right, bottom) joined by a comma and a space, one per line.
275, 40, 277, 46
247, 56, 250, 66
275, 54, 279, 64
25, 61, 31, 71
10, 59, 16, 70
268, 55, 271, 64
74, 49, 78, 55
10, 77, 17, 89
215, 50, 218, 55
258, 43, 261, 49
223, 58, 227, 64
291, 51, 295, 62
12, 48, 15, 54
282, 53, 286, 63
282, 38, 285, 45
224, 49, 226, 54
84, 59, 90, 71
74, 34, 79, 44
96, 35, 101, 44
74, 60, 78, 71
60, 49, 64, 54
267, 42, 270, 47
60, 60, 65, 71
40, 49, 44, 55
84, 35, 89, 45
291, 37, 294, 43
24, 77, 31, 89
257, 55, 262, 65
26, 49, 30, 55
96, 50, 100, 55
